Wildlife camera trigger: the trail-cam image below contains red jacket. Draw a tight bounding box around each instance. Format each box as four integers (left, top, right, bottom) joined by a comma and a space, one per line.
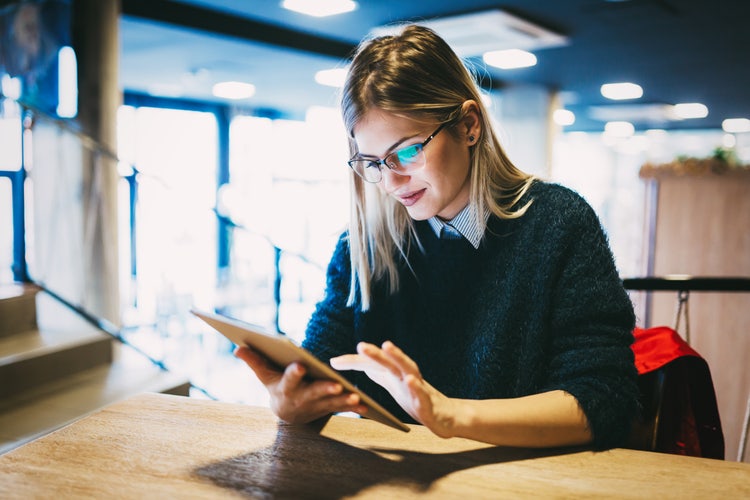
630, 326, 724, 459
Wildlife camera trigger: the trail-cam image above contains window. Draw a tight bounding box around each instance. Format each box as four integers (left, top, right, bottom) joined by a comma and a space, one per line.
0, 103, 22, 283
224, 108, 349, 339
117, 105, 219, 327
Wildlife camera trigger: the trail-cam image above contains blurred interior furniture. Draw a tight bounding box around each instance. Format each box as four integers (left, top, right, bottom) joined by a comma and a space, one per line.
638, 168, 750, 462
2, 393, 749, 498
627, 324, 724, 459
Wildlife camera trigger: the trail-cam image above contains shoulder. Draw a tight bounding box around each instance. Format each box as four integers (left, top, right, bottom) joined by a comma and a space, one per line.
487, 181, 605, 249
332, 231, 350, 257
522, 181, 601, 228
327, 231, 351, 272
526, 181, 591, 212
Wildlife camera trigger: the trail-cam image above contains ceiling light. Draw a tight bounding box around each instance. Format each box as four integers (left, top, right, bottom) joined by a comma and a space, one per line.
483, 49, 537, 69
282, 0, 357, 17
604, 121, 635, 137
672, 102, 708, 119
212, 81, 256, 100
553, 109, 575, 126
722, 118, 750, 133
314, 68, 348, 88
600, 82, 643, 100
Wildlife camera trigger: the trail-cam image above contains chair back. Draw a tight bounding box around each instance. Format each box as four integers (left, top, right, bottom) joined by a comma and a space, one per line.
628, 326, 724, 459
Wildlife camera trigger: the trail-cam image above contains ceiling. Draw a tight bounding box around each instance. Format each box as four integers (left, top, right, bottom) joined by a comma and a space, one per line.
119, 0, 750, 132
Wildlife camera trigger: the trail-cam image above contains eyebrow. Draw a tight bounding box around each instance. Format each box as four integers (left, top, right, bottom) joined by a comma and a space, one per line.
355, 133, 421, 160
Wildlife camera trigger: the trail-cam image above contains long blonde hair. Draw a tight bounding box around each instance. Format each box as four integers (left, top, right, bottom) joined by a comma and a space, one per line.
341, 25, 535, 310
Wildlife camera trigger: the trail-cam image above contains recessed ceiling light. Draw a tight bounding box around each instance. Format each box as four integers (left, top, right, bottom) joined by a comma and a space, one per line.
483, 49, 537, 69
553, 109, 575, 126
600, 82, 643, 100
604, 121, 635, 137
212, 81, 256, 100
282, 0, 357, 17
314, 68, 348, 88
722, 118, 750, 133
672, 102, 708, 119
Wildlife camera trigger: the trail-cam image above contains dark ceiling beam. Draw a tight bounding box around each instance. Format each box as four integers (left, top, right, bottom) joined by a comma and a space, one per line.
121, 0, 356, 60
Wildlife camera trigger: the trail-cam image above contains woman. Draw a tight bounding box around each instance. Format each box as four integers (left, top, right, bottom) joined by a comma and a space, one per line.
237, 25, 638, 450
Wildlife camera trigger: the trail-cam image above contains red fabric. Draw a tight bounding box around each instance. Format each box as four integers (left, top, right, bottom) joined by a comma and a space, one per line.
631, 326, 702, 375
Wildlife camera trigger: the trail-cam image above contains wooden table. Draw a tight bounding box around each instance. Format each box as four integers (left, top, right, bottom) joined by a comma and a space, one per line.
1, 393, 749, 499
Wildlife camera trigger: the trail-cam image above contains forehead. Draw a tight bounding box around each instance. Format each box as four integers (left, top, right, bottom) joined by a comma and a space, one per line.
352, 109, 425, 156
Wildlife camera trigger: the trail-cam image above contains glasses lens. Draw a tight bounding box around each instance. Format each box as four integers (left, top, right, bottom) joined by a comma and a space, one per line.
388, 144, 424, 173
349, 160, 381, 182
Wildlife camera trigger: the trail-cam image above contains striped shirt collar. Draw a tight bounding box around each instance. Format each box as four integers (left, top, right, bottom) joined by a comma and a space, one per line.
427, 203, 487, 249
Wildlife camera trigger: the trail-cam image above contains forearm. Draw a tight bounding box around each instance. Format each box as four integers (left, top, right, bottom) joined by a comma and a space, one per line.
448, 390, 592, 448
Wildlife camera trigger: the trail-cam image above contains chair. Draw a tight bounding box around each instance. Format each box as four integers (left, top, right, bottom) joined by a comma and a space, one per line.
627, 326, 724, 459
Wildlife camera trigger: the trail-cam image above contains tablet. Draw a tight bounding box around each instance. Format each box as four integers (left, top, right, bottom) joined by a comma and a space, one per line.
191, 309, 409, 432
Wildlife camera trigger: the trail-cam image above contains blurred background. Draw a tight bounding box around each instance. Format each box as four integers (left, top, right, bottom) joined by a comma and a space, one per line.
1, 0, 748, 460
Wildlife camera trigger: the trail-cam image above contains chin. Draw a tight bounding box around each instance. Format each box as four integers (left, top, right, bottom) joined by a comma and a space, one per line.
404, 206, 435, 221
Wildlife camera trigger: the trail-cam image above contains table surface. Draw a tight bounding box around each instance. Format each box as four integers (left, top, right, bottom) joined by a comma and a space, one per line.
1, 393, 749, 499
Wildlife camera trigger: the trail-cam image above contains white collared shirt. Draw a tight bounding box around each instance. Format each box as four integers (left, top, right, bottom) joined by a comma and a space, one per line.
427, 203, 487, 249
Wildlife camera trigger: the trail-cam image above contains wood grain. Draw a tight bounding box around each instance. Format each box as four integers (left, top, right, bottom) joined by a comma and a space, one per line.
1, 393, 749, 498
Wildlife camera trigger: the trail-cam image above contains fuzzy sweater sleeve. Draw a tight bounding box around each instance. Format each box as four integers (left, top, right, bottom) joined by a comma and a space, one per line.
539, 189, 638, 450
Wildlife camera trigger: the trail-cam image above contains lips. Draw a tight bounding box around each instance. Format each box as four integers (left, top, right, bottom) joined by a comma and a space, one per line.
396, 188, 426, 207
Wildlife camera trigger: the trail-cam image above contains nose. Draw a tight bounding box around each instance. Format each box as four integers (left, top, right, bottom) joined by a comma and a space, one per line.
380, 167, 409, 192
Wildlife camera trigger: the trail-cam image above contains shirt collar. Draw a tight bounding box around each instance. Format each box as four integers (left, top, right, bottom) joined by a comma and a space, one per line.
427, 204, 487, 249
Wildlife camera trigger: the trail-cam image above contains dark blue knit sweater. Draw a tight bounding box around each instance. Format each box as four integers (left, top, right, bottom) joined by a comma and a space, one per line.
303, 181, 638, 449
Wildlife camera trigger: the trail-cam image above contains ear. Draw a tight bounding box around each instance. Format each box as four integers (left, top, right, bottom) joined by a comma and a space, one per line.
460, 100, 482, 146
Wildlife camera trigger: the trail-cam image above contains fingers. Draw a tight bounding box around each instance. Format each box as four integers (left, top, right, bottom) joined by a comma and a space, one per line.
329, 353, 363, 370
357, 341, 421, 379
236, 346, 367, 423
274, 378, 366, 424
382, 341, 421, 375
304, 392, 366, 418
234, 346, 282, 385
276, 361, 308, 395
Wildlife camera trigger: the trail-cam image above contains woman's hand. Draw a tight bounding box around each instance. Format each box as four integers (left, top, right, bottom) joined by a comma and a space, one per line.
235, 346, 367, 424
330, 341, 462, 438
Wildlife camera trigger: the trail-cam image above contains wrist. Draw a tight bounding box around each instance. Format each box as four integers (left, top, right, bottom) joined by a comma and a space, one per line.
446, 398, 476, 439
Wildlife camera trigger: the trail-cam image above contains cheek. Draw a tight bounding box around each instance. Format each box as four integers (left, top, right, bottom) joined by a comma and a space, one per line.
429, 142, 471, 188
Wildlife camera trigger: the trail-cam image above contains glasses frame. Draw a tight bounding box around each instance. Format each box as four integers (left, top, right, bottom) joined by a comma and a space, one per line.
347, 122, 448, 183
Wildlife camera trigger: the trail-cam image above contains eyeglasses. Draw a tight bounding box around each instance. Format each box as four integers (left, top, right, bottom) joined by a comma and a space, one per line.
347, 123, 447, 183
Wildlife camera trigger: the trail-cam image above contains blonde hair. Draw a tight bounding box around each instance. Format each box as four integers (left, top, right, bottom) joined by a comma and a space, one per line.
341, 25, 535, 310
